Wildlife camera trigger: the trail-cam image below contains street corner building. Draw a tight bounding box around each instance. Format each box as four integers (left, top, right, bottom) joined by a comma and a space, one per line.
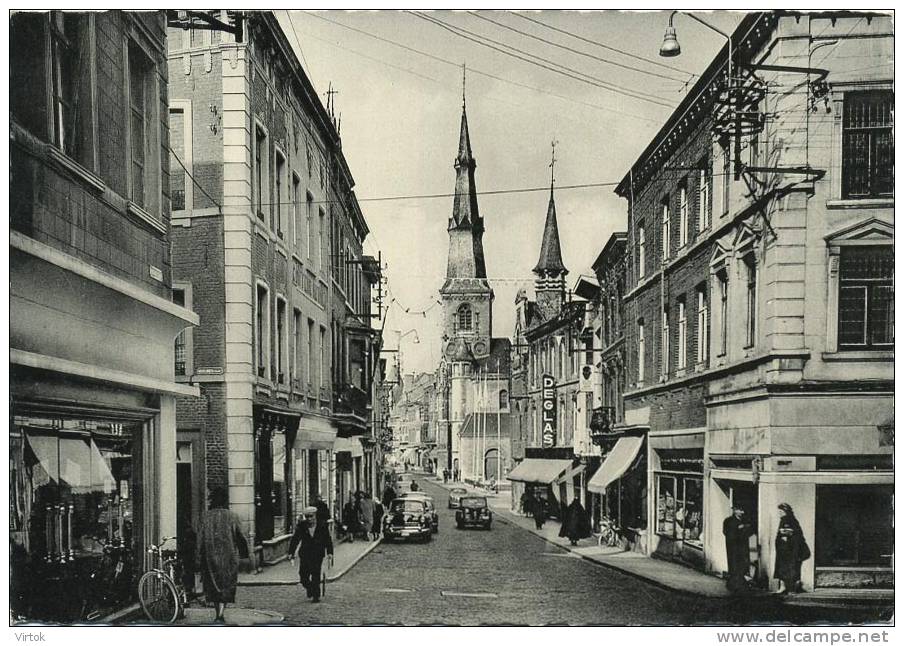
165, 10, 383, 564
10, 11, 199, 621
611, 12, 893, 594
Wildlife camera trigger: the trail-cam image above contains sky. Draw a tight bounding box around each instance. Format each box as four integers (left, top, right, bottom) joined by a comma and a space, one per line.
277, 10, 747, 374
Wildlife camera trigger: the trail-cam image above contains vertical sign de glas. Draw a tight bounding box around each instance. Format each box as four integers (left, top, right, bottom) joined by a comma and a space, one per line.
541, 374, 557, 447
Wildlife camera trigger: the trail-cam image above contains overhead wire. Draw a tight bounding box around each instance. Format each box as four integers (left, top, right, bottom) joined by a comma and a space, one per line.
467, 11, 688, 84
407, 11, 675, 109
511, 11, 698, 80
300, 11, 662, 124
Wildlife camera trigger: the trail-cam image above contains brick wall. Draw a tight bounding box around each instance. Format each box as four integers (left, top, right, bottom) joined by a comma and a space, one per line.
9, 11, 171, 300
176, 383, 228, 494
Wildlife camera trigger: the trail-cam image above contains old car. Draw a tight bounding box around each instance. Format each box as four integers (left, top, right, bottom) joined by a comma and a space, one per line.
400, 492, 439, 533
383, 498, 433, 543
455, 496, 493, 530
448, 487, 469, 509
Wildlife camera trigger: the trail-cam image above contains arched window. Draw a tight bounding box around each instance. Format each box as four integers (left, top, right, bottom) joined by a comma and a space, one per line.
457, 304, 472, 331
499, 389, 509, 410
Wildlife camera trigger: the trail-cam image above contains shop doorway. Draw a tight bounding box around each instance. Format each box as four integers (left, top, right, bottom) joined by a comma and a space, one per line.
716, 479, 759, 580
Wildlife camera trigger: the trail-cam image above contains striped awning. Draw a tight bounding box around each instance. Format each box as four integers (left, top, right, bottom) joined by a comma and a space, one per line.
587, 436, 643, 494
506, 458, 572, 484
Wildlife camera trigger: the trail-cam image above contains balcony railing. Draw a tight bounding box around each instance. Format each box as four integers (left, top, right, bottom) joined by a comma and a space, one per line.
334, 384, 370, 420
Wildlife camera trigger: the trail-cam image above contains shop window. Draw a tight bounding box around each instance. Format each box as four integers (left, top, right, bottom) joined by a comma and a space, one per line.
10, 417, 140, 620
815, 485, 893, 568
656, 474, 703, 547
272, 433, 288, 535
842, 91, 893, 199
838, 246, 894, 349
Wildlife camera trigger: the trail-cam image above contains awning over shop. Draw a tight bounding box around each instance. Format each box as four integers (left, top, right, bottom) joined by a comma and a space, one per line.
587, 436, 643, 494
333, 436, 364, 458
506, 458, 572, 484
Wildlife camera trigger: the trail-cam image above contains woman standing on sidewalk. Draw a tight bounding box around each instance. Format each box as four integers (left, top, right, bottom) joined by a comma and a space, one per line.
773, 503, 810, 595
199, 487, 249, 623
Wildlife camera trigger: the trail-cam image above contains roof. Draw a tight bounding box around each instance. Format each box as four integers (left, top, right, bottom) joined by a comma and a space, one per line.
591, 233, 627, 273
450, 104, 480, 231
524, 300, 586, 340
459, 412, 515, 438
533, 187, 567, 276
475, 337, 512, 374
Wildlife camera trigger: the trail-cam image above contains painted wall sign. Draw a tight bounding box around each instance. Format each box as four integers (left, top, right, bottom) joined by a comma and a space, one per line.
541, 374, 557, 448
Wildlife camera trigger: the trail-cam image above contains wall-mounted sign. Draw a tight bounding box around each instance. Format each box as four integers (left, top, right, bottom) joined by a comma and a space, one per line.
579, 364, 596, 392
541, 374, 557, 448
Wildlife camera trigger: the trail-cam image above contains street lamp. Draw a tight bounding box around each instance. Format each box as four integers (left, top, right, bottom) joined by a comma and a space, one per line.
660, 10, 732, 89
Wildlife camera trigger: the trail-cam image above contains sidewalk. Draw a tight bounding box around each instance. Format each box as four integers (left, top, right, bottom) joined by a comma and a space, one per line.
427, 477, 894, 608
238, 536, 381, 586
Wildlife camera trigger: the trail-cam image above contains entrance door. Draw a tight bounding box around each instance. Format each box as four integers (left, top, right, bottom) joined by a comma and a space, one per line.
254, 424, 274, 542
484, 449, 499, 481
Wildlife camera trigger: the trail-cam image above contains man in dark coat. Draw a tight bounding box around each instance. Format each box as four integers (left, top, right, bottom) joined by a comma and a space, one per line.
289, 506, 334, 603
532, 492, 547, 529
723, 505, 755, 593
314, 495, 330, 524
559, 494, 592, 545
372, 500, 384, 541
342, 494, 358, 542
382, 484, 397, 508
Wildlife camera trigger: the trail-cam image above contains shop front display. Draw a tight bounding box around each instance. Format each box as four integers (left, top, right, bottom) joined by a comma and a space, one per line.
651, 446, 705, 568
10, 416, 144, 621
253, 410, 299, 550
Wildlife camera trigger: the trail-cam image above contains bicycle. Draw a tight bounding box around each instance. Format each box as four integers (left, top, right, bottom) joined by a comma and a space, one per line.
596, 517, 621, 548
81, 541, 133, 621
137, 537, 187, 623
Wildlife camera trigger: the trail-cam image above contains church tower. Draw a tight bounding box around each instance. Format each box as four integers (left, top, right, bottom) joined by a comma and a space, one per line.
533, 144, 568, 320
440, 73, 494, 476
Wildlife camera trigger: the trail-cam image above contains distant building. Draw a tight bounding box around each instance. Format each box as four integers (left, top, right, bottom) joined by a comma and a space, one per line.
10, 11, 197, 621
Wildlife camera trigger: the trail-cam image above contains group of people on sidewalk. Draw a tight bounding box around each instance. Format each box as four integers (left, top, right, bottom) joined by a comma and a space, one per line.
519, 490, 592, 545
341, 490, 385, 542
723, 502, 810, 597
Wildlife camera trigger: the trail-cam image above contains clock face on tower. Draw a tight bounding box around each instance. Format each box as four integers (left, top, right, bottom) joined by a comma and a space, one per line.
473, 340, 487, 356
445, 341, 458, 358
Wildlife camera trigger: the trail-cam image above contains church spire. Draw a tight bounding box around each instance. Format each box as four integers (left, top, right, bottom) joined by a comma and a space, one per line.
533, 140, 567, 277
445, 66, 487, 279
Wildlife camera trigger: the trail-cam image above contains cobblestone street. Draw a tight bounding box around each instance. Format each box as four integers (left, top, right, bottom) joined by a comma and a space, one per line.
234, 480, 889, 625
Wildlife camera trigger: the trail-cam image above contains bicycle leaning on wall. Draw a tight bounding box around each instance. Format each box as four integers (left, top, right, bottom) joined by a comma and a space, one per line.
137, 537, 188, 623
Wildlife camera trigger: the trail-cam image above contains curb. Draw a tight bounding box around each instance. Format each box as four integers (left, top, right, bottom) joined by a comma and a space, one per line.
238, 538, 382, 587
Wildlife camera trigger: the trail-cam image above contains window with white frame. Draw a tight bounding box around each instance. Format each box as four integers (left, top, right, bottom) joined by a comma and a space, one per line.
678, 183, 689, 248
307, 318, 315, 388
128, 42, 157, 213
276, 297, 287, 383
293, 307, 302, 388
637, 319, 645, 384
677, 298, 687, 370
306, 192, 314, 259
172, 285, 192, 377
661, 198, 671, 260
838, 246, 894, 349
661, 307, 670, 377
275, 149, 286, 236
717, 270, 729, 357
319, 325, 327, 390
318, 207, 325, 273
49, 12, 94, 168
638, 223, 646, 279
696, 285, 708, 365
254, 126, 268, 220
255, 283, 270, 378
292, 173, 301, 250
743, 254, 757, 348
842, 91, 893, 199
698, 161, 710, 232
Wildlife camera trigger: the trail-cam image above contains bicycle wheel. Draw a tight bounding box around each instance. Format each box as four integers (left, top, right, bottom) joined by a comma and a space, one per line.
138, 571, 180, 623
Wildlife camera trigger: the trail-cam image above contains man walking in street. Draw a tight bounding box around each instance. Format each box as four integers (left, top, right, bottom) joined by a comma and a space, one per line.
532, 492, 547, 530
723, 504, 755, 593
559, 493, 592, 546
289, 506, 334, 604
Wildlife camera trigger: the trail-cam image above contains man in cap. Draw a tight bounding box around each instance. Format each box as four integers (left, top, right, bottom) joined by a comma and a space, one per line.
289, 506, 334, 603
723, 503, 755, 593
